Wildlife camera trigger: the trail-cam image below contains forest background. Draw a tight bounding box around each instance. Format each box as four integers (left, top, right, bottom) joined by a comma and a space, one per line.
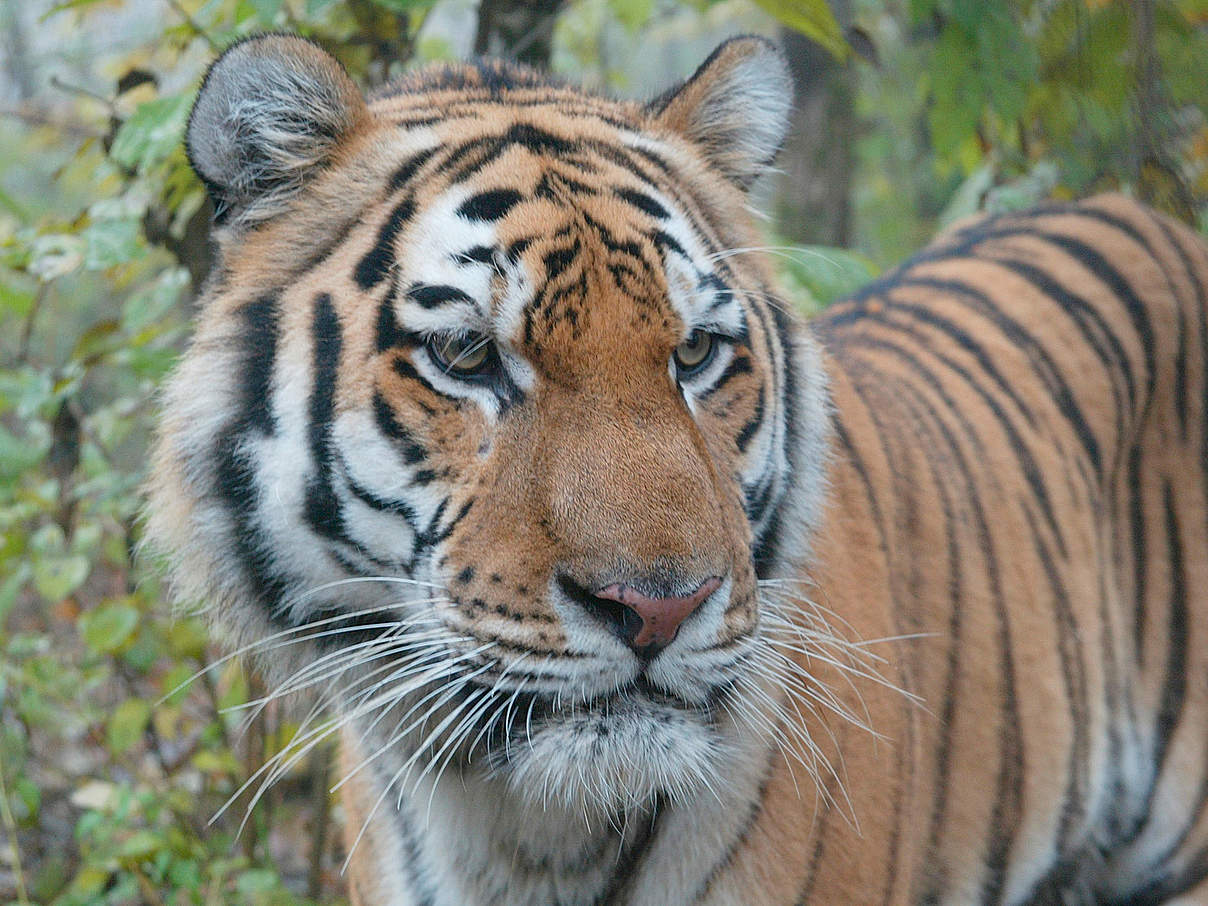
0, 0, 1204, 902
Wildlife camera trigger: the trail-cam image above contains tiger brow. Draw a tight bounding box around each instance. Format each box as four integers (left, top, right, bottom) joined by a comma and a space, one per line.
407, 284, 476, 309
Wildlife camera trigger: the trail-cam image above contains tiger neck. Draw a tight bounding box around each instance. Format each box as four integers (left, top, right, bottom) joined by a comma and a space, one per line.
343, 713, 776, 906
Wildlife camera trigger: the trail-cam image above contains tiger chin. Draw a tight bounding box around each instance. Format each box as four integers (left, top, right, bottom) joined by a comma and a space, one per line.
146, 31, 1208, 906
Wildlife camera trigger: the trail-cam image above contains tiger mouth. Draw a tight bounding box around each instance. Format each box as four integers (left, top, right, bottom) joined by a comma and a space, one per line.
466, 674, 730, 737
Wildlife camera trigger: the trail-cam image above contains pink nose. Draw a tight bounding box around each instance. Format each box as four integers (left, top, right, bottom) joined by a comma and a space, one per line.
593, 576, 722, 650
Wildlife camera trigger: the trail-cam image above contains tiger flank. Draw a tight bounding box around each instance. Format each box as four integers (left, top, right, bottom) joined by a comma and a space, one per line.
145, 33, 1208, 905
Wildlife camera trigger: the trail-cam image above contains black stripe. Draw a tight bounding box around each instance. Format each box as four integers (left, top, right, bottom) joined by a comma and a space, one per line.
457, 189, 523, 221
302, 294, 348, 547
1129, 445, 1148, 658
1051, 203, 1187, 435
442, 123, 577, 183
734, 386, 764, 455
712, 353, 753, 390
388, 147, 436, 191
454, 245, 496, 265
542, 241, 580, 280
688, 743, 778, 902
407, 283, 474, 309
391, 357, 444, 400
394, 797, 440, 906
1150, 213, 1208, 459
237, 294, 281, 436
615, 186, 669, 219
650, 229, 686, 258
883, 382, 961, 905
1133, 481, 1190, 841
1031, 229, 1157, 407
375, 279, 405, 353
891, 371, 1023, 905
341, 460, 420, 527
371, 391, 426, 464
1019, 503, 1089, 858
213, 293, 291, 624
837, 308, 1069, 557
748, 297, 794, 578
596, 799, 666, 902
829, 405, 912, 906
982, 254, 1132, 460
355, 196, 415, 290
849, 216, 1156, 425
831, 275, 1108, 481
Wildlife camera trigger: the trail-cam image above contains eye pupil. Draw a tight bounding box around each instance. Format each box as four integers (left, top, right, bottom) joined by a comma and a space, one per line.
674, 330, 715, 375
431, 333, 492, 375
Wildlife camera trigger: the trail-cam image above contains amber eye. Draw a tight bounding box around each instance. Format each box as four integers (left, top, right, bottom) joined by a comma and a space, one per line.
673, 330, 716, 376
429, 332, 493, 375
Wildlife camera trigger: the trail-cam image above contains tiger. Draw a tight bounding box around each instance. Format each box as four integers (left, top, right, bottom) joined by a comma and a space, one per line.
143, 31, 1208, 905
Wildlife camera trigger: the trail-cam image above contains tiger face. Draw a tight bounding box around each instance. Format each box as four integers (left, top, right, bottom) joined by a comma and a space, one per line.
148, 35, 829, 817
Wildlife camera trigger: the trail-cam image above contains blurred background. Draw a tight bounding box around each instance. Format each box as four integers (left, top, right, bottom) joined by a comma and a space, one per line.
0, 0, 1204, 902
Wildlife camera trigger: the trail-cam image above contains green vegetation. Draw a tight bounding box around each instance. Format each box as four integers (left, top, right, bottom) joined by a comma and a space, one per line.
0, 0, 1202, 901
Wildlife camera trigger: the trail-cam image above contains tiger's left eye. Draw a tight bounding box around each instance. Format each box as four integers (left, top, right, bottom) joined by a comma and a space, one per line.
673, 330, 716, 376
429, 333, 493, 375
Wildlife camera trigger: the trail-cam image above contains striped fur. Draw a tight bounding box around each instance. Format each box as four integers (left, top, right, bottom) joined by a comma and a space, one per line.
146, 34, 1208, 905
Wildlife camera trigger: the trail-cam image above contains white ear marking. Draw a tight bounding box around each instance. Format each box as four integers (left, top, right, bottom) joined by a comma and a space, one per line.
650, 36, 793, 188
187, 35, 367, 226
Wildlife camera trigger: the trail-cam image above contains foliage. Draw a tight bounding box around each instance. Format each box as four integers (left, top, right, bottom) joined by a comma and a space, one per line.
853, 0, 1208, 265
0, 0, 1202, 903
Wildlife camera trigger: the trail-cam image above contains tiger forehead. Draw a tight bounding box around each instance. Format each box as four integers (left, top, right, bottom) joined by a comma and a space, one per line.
379, 129, 733, 348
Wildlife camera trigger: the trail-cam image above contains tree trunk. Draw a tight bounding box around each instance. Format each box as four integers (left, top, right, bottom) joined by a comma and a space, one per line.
474, 0, 566, 69
772, 8, 856, 248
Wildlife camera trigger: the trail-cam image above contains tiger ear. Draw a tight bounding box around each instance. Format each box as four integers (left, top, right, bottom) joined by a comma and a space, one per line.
187, 35, 367, 225
649, 36, 792, 188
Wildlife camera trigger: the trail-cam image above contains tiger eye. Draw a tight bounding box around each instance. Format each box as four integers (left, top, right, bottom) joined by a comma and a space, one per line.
430, 333, 492, 375
674, 330, 716, 375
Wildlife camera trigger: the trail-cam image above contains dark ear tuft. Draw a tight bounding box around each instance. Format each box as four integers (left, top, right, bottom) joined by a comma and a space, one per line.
650, 36, 792, 188
187, 35, 366, 225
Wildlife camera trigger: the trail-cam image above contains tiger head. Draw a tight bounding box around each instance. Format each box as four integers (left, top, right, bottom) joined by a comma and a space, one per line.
147, 35, 830, 816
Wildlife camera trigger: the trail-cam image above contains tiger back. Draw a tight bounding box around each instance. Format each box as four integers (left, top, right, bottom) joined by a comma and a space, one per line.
145, 34, 1208, 905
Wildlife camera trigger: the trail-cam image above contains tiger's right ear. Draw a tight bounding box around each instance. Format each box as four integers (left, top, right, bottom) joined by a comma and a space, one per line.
187, 35, 367, 226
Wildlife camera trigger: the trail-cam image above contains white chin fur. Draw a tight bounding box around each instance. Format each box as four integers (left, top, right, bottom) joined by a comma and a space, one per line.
497, 694, 725, 816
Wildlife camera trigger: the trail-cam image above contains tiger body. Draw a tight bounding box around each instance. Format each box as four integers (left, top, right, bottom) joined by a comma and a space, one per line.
145, 34, 1208, 905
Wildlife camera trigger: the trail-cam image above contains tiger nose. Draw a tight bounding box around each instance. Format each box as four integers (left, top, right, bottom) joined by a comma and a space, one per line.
591, 576, 722, 654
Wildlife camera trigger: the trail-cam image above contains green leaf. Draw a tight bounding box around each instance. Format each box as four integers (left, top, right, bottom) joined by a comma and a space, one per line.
70, 319, 121, 362
117, 829, 163, 861
609, 0, 654, 31
781, 245, 878, 305
32, 553, 90, 602
167, 618, 208, 660
160, 662, 197, 706
110, 94, 194, 174
83, 218, 144, 271
368, 0, 436, 12
0, 185, 30, 222
28, 233, 85, 282
938, 161, 995, 227
192, 748, 240, 775
0, 422, 50, 482
13, 776, 40, 821
751, 0, 849, 59
0, 564, 30, 624
122, 268, 188, 333
79, 599, 140, 653
107, 698, 151, 754
0, 282, 34, 317
250, 0, 284, 22
42, 0, 110, 19
235, 868, 281, 893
